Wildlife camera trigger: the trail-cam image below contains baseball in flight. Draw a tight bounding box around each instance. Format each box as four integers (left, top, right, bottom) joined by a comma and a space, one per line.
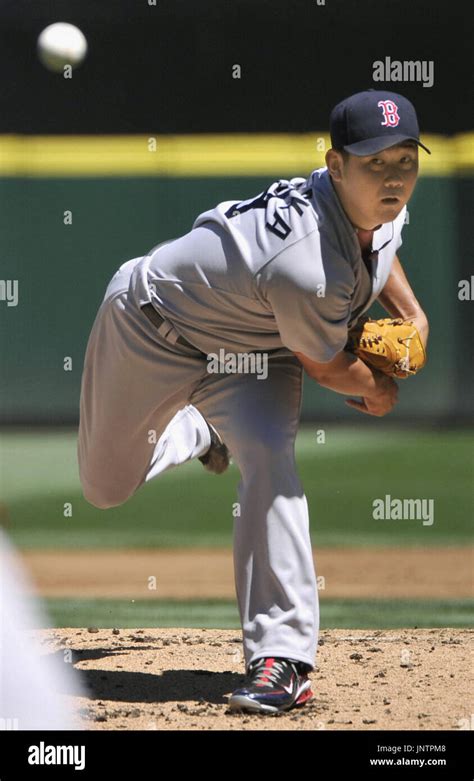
37, 22, 88, 73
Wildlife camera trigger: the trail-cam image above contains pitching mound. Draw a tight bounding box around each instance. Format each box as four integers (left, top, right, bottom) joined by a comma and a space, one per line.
37, 627, 473, 731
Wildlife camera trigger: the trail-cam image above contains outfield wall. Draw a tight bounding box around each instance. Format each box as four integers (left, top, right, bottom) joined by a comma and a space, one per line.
0, 135, 472, 423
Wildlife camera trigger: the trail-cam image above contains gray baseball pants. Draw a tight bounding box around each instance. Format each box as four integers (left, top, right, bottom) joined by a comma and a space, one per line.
77, 256, 319, 672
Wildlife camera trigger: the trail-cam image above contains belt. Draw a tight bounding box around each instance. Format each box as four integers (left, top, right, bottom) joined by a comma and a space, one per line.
140, 302, 197, 350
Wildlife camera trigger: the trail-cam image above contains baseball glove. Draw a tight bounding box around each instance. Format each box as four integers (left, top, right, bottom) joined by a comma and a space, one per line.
345, 317, 427, 378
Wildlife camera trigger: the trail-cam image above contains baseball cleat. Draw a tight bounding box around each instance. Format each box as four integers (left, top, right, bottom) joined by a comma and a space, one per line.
198, 421, 230, 474
228, 657, 314, 714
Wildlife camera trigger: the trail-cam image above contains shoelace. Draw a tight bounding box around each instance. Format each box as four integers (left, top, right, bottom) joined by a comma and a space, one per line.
251, 659, 296, 688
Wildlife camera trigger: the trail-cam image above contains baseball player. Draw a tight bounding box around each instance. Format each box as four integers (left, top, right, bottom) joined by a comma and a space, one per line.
77, 90, 430, 714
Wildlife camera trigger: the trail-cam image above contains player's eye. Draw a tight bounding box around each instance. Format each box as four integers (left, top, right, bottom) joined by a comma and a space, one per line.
370, 158, 384, 165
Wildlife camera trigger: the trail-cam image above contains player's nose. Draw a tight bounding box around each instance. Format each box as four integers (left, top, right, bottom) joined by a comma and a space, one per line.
383, 167, 404, 185
383, 174, 403, 187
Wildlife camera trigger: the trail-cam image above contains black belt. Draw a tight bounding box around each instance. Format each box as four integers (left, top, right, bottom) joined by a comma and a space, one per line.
140, 303, 197, 350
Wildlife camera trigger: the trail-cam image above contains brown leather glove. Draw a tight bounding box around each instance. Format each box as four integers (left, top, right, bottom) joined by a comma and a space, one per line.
345, 317, 427, 379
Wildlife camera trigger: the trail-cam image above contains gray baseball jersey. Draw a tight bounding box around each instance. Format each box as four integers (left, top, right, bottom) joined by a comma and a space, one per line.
79, 164, 406, 673
130, 166, 406, 361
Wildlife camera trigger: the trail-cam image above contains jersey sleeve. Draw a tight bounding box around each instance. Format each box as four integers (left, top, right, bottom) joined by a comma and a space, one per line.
257, 232, 355, 363
395, 205, 407, 251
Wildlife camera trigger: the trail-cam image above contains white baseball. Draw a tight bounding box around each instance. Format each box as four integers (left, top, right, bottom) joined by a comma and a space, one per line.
37, 23, 88, 73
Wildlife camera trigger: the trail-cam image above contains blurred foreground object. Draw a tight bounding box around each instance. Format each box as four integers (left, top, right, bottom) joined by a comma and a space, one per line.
0, 529, 85, 730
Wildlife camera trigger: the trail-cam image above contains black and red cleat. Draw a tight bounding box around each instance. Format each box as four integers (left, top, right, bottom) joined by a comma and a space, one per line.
229, 657, 314, 714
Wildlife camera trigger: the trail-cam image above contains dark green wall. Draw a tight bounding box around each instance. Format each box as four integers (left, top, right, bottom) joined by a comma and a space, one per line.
0, 174, 471, 423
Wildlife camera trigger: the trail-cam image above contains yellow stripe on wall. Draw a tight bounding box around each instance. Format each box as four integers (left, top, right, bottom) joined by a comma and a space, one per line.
0, 133, 472, 177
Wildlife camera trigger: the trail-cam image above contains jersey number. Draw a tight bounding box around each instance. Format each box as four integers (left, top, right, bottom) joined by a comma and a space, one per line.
224, 181, 310, 240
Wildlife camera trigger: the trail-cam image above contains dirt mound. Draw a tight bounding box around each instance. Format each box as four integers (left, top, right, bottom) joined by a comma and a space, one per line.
37, 627, 473, 731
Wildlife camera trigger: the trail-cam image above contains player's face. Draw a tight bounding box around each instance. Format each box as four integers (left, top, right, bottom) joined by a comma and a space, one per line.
331, 143, 419, 230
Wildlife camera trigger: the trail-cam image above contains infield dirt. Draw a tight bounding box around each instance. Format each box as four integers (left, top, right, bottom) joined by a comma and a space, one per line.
37, 626, 473, 731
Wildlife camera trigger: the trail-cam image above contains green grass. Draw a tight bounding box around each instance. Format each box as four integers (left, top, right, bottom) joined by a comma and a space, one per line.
42, 597, 474, 629
1, 427, 473, 548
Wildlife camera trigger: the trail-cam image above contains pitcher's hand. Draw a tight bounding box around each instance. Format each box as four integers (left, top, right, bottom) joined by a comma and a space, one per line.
346, 372, 399, 417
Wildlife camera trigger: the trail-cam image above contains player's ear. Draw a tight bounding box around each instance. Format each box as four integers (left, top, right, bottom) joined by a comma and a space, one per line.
326, 148, 344, 182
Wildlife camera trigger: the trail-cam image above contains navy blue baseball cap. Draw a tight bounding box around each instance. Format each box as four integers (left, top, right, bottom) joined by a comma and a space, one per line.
330, 89, 431, 155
